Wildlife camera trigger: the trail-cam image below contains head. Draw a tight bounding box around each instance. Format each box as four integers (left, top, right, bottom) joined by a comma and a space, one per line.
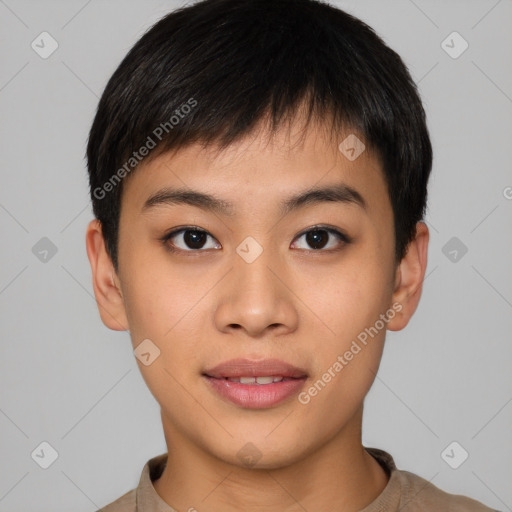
86, 0, 431, 468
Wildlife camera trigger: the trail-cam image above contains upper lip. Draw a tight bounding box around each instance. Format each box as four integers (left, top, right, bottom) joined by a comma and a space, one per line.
203, 358, 308, 379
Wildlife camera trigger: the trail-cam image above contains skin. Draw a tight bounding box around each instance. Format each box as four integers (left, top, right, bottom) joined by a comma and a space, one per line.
86, 116, 429, 512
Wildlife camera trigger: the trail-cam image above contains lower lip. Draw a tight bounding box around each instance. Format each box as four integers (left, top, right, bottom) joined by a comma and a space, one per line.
203, 376, 307, 409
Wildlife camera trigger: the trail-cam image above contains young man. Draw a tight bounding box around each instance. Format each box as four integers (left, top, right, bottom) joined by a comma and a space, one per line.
85, 0, 496, 510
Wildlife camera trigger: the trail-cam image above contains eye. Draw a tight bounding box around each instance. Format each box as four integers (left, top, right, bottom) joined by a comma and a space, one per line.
160, 225, 350, 254
291, 226, 350, 251
161, 227, 221, 252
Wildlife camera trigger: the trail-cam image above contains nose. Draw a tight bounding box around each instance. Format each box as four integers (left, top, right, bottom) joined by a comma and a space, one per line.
214, 243, 299, 338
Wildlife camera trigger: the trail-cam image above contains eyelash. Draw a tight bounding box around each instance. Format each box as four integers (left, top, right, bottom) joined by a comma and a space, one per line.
159, 225, 351, 254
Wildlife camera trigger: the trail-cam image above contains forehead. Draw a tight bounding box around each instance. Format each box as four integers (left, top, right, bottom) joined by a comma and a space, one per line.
120, 119, 389, 221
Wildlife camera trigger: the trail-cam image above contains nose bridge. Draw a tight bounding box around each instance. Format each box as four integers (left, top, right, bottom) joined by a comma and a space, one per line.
232, 235, 280, 303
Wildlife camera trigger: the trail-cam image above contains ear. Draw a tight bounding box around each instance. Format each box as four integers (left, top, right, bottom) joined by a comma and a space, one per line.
386, 221, 429, 331
85, 219, 129, 331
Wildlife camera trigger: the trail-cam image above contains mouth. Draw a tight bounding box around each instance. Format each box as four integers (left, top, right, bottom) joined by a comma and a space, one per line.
202, 358, 308, 409
216, 375, 300, 384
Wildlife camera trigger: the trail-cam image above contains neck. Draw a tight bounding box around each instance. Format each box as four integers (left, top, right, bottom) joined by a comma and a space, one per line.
153, 406, 389, 512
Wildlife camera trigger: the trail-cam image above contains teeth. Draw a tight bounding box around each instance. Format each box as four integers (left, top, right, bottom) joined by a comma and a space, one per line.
227, 376, 285, 384
256, 376, 278, 384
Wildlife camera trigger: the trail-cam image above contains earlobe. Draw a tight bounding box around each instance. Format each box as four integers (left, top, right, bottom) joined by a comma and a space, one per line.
85, 219, 129, 331
387, 221, 429, 332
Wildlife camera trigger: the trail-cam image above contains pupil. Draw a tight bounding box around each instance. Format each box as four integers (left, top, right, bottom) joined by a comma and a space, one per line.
306, 230, 328, 249
185, 230, 206, 249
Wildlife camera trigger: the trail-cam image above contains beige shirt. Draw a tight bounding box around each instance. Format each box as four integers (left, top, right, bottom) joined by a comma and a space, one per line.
97, 447, 497, 511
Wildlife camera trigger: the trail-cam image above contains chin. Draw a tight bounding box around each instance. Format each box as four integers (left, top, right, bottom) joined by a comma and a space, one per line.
211, 436, 310, 471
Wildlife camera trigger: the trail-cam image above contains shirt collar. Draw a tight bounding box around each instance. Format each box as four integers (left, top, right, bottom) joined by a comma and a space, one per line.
135, 452, 176, 512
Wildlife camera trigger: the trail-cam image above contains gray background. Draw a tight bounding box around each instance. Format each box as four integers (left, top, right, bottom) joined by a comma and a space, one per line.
0, 0, 511, 510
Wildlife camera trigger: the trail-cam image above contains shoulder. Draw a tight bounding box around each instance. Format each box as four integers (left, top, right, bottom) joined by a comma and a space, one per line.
96, 488, 136, 512
396, 469, 497, 511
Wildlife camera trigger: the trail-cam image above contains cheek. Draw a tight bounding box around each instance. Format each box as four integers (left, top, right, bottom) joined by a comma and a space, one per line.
307, 262, 390, 346
121, 272, 206, 406
300, 256, 391, 404
120, 250, 185, 338
299, 277, 388, 428
121, 257, 211, 370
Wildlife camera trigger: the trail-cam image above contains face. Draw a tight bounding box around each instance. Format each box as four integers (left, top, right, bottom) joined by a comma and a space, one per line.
87, 118, 426, 469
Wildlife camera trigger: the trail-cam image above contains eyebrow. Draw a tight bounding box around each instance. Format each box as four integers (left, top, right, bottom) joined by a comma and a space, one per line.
141, 183, 367, 216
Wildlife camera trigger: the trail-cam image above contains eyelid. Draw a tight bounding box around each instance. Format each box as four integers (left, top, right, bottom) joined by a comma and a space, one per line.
295, 224, 350, 241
